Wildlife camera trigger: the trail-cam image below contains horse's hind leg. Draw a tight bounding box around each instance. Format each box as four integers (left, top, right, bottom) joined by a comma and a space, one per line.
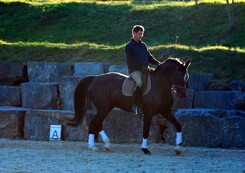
95, 122, 111, 150
99, 129, 111, 150
88, 109, 112, 151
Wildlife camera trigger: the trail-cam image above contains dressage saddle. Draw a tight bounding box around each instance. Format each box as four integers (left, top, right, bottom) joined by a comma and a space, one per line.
122, 74, 151, 97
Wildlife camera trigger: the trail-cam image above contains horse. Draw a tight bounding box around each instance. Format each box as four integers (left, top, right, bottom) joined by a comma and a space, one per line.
67, 57, 191, 155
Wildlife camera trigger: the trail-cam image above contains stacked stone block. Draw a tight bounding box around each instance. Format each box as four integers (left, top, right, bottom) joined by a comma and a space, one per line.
0, 62, 28, 86
193, 91, 244, 109
164, 109, 245, 148
73, 62, 106, 77
21, 82, 60, 109
0, 86, 21, 106
59, 76, 84, 110
0, 107, 28, 139
27, 61, 73, 83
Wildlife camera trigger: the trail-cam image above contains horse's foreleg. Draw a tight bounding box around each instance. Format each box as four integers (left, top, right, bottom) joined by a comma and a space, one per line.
164, 111, 182, 155
165, 111, 182, 144
141, 114, 153, 155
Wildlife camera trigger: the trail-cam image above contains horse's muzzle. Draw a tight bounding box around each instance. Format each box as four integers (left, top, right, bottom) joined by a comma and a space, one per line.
176, 90, 187, 98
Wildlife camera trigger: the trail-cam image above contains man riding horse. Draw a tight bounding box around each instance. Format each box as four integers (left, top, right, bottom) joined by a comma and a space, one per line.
67, 25, 191, 155
125, 25, 161, 115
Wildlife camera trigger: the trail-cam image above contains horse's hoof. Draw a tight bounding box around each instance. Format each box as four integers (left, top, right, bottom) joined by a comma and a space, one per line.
174, 145, 182, 155
88, 146, 99, 151
103, 140, 111, 150
141, 148, 151, 155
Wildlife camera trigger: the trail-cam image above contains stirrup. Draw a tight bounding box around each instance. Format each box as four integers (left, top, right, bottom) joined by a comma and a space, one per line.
132, 105, 137, 113
132, 105, 142, 115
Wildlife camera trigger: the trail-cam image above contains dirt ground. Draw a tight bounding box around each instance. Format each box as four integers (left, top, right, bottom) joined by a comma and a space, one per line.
0, 138, 244, 173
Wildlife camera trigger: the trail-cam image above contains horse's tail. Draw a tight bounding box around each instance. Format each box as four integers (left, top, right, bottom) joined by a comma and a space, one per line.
67, 76, 95, 126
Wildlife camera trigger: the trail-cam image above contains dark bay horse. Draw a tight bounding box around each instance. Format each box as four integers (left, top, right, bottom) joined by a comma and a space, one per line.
67, 58, 191, 155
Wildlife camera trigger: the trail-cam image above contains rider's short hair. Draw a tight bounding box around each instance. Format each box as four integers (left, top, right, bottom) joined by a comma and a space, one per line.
132, 25, 145, 34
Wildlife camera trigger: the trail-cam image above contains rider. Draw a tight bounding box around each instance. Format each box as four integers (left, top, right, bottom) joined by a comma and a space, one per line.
125, 25, 161, 114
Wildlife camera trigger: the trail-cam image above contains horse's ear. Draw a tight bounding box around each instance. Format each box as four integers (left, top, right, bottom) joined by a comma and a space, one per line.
185, 59, 191, 68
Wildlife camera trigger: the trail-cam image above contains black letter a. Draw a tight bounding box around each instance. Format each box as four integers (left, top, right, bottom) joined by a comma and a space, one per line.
52, 130, 59, 139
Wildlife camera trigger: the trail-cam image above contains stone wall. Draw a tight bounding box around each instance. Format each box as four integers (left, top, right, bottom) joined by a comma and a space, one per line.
0, 61, 244, 148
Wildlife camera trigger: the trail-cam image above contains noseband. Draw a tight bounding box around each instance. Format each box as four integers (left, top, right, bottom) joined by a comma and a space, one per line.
172, 84, 187, 92
172, 69, 188, 98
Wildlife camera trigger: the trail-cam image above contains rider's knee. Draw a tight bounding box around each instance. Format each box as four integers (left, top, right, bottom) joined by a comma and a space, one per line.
137, 81, 143, 88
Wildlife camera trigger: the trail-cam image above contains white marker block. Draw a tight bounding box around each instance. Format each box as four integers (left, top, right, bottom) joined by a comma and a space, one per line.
49, 125, 62, 140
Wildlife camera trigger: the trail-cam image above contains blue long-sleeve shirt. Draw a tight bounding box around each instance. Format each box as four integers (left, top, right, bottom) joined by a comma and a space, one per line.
125, 38, 160, 74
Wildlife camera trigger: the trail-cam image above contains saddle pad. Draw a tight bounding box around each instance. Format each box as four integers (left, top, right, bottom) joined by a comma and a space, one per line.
122, 76, 151, 96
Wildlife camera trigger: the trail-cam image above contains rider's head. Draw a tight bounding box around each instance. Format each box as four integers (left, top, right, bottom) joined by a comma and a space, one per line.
132, 25, 144, 43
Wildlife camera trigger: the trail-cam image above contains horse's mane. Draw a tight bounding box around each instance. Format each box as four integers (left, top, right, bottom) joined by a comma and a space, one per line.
153, 57, 183, 73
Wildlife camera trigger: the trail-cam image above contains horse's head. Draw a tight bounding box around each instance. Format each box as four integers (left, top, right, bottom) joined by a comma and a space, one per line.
155, 58, 191, 98
172, 59, 191, 98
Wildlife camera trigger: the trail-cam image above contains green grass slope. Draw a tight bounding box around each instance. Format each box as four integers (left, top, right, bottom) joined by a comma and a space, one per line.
0, 0, 245, 82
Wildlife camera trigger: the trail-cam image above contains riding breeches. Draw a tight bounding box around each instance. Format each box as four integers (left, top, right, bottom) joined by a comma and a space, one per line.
130, 71, 143, 88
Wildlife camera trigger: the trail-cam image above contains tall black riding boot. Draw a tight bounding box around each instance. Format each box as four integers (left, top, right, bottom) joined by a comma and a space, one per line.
132, 86, 143, 115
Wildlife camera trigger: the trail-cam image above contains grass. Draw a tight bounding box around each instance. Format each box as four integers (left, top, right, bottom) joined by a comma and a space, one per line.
0, 0, 245, 82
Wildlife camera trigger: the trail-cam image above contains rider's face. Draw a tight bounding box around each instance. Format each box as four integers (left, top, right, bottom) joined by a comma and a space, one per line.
133, 30, 144, 42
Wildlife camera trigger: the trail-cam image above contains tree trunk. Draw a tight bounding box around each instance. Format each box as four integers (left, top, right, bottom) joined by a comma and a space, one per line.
226, 0, 236, 30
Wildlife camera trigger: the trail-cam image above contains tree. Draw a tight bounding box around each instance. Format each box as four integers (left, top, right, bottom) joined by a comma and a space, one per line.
226, 0, 236, 31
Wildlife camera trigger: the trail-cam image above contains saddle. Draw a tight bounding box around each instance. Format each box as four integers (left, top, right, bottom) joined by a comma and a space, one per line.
122, 73, 151, 96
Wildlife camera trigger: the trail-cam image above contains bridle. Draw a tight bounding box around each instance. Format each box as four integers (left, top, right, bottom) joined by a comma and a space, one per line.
172, 70, 188, 98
